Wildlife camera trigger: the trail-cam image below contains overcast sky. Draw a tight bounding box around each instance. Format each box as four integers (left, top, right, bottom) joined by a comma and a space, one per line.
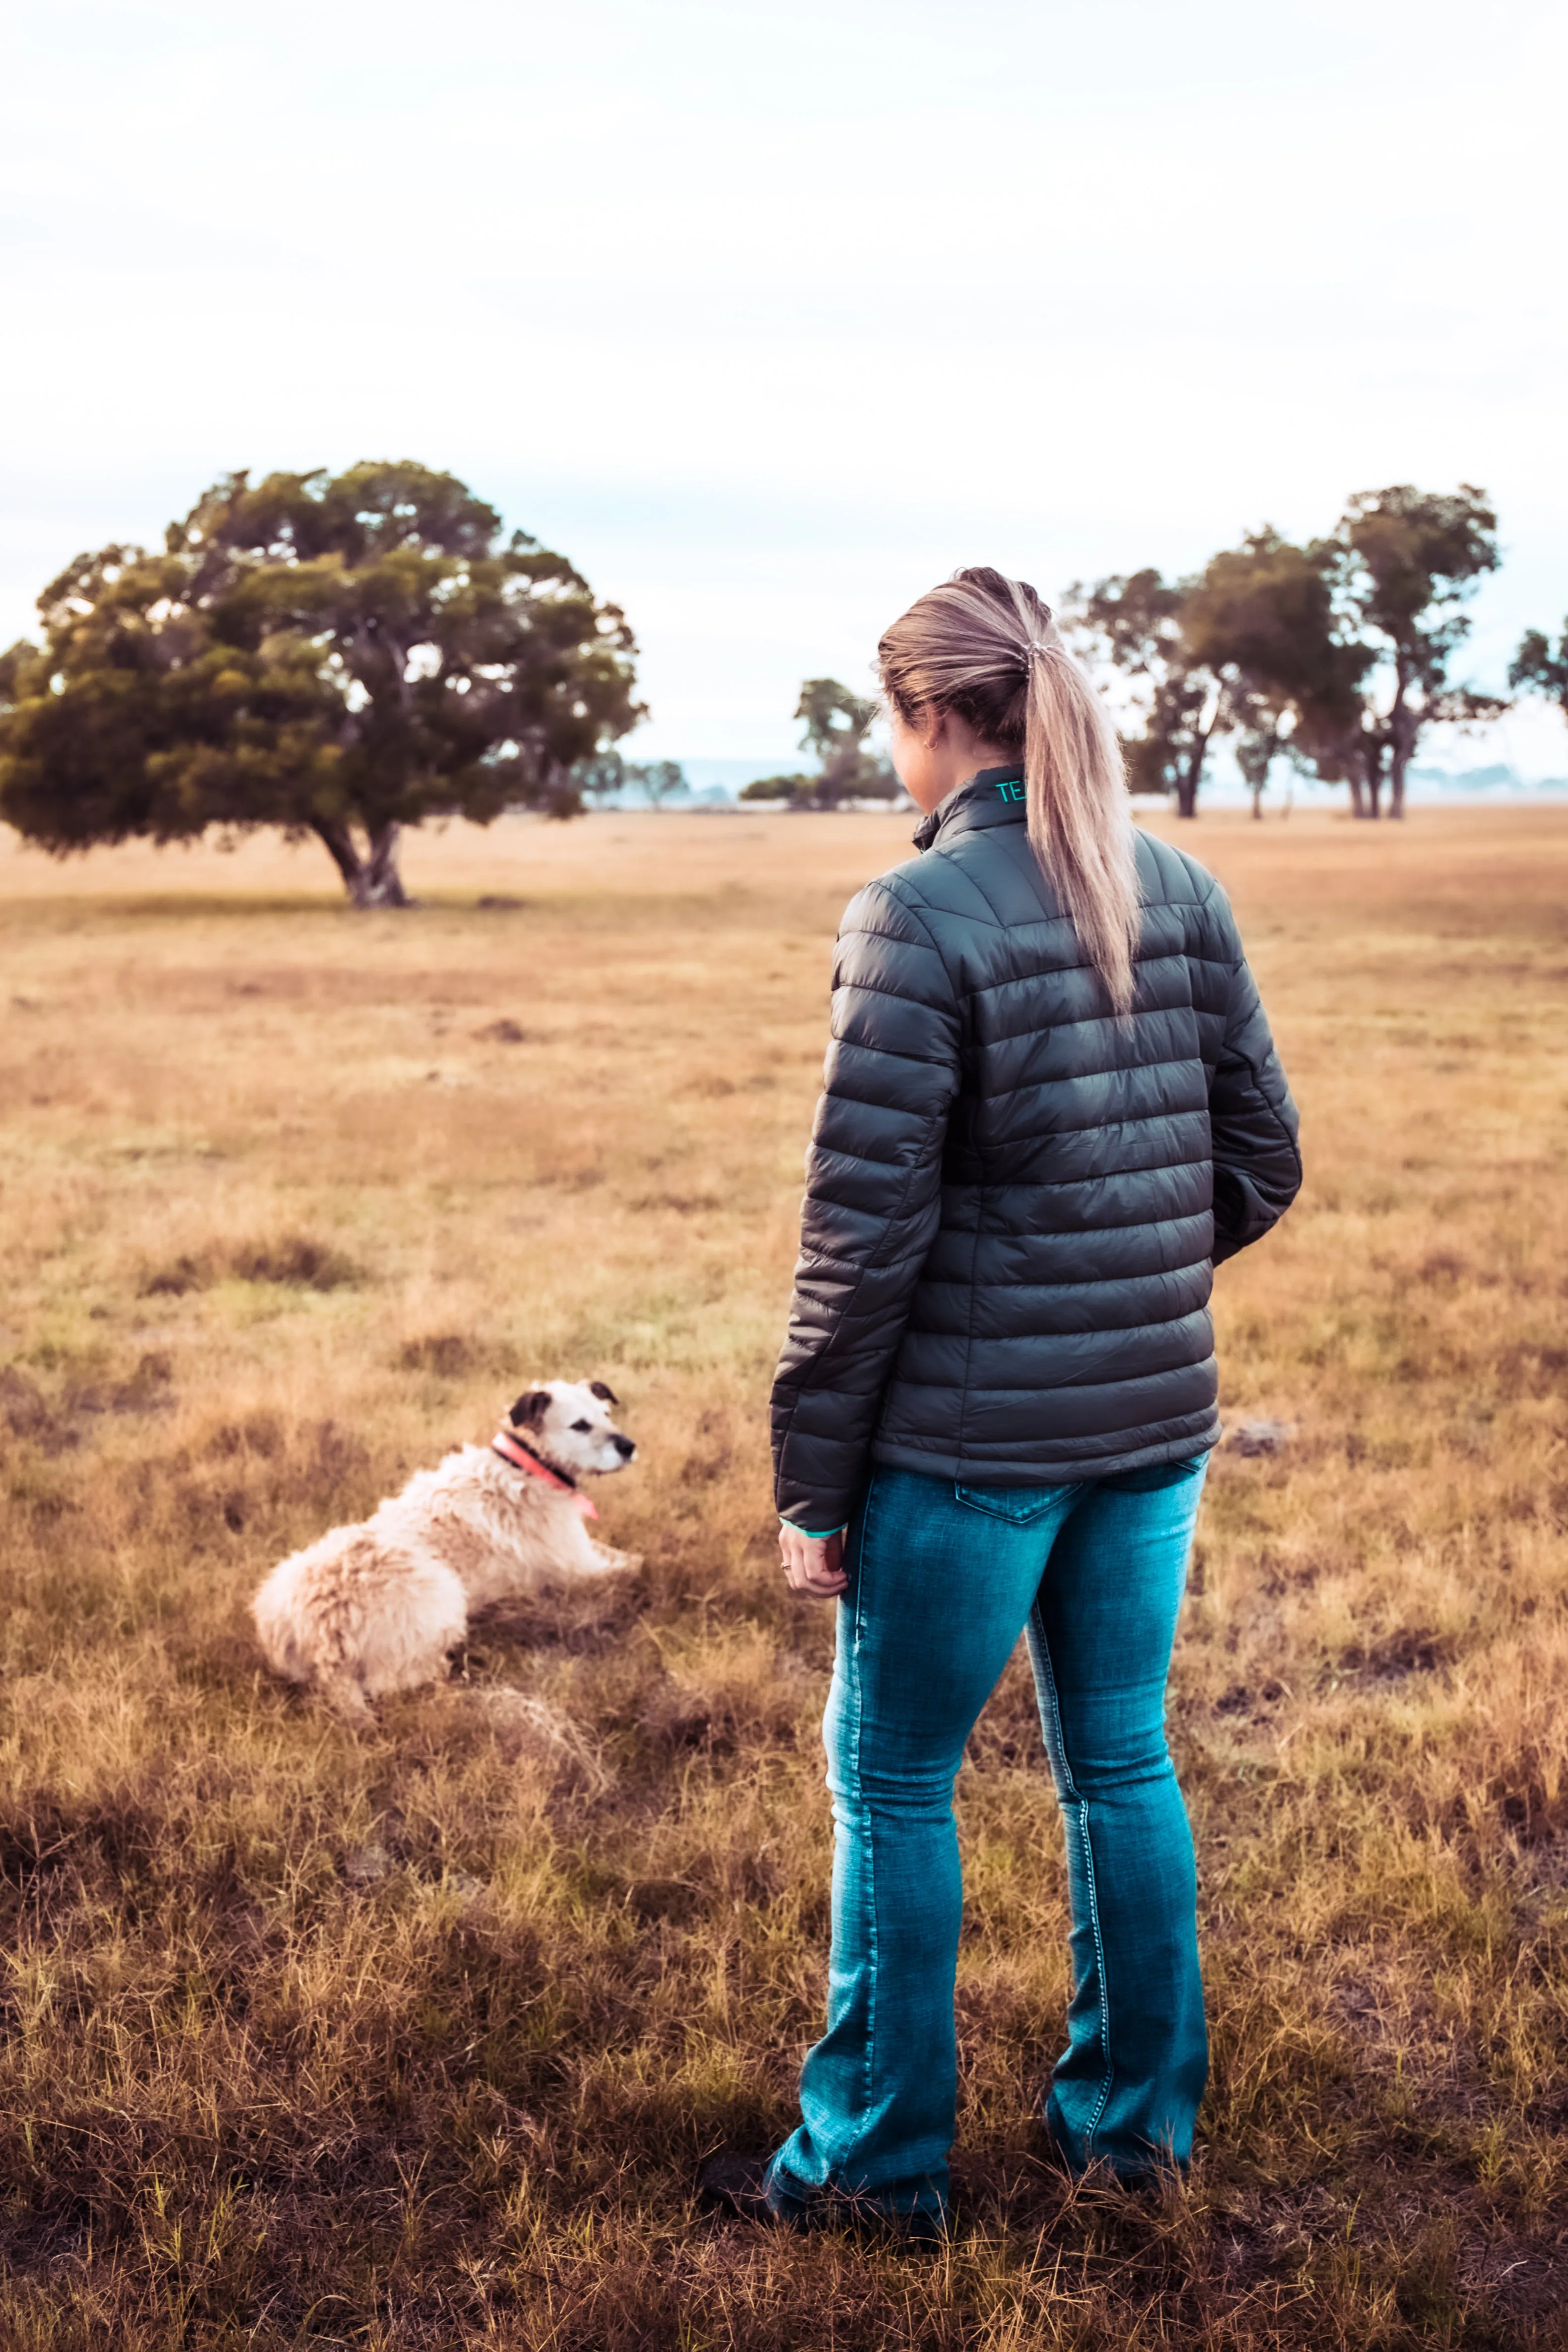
3, 0, 1564, 767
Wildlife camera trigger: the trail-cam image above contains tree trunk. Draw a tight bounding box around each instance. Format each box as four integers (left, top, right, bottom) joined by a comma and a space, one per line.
1387, 757, 1409, 820
359, 823, 410, 905
1349, 748, 1385, 819
1386, 667, 1412, 821
310, 818, 412, 906
1174, 737, 1205, 819
1387, 718, 1415, 819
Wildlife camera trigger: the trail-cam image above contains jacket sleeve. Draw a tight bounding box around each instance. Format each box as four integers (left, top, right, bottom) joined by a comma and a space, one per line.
1207, 921, 1302, 1266
771, 881, 961, 1531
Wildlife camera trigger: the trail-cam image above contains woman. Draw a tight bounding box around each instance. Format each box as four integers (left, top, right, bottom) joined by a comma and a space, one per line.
703, 567, 1301, 2238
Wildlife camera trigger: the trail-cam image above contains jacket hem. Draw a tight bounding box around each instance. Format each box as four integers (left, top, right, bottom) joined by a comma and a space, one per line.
866, 1421, 1221, 1488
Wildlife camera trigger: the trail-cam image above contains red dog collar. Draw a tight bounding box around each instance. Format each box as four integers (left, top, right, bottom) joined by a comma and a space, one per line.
492, 1429, 598, 1519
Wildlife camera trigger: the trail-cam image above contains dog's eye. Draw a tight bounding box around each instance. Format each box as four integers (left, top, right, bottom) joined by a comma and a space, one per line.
570, 1418, 593, 1432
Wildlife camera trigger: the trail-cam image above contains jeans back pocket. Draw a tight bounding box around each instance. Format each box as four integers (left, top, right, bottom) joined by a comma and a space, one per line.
1100, 1455, 1208, 1495
953, 1482, 1072, 1525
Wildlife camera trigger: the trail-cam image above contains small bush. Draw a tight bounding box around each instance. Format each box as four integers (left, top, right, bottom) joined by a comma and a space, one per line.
398, 1333, 477, 1377
140, 1233, 362, 1297
737, 773, 812, 801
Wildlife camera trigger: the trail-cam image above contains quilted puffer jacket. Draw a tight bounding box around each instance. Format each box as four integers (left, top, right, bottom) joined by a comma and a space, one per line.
771, 768, 1301, 1532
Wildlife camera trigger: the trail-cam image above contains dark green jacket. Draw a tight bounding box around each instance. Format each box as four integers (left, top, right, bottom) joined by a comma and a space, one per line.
771, 769, 1301, 1531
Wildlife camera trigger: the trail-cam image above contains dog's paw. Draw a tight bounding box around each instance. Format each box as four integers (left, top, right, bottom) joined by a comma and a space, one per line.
319, 1671, 377, 1727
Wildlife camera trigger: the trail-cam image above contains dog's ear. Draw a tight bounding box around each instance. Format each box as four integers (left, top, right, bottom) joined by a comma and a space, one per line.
509, 1389, 552, 1430
587, 1379, 619, 1406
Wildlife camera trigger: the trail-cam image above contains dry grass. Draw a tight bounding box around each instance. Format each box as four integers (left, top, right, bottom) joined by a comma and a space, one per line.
1, 804, 1566, 2351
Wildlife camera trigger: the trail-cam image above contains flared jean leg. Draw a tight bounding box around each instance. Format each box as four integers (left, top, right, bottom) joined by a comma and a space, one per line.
773, 1670, 967, 2219
767, 1468, 1077, 2221
1025, 1462, 1209, 2176
765, 1456, 1209, 2220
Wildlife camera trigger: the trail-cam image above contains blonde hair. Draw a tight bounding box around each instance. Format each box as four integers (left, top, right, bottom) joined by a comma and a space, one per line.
877, 566, 1141, 1014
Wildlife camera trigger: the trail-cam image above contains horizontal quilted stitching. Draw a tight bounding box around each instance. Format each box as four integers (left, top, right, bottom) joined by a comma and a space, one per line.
772, 782, 1302, 1528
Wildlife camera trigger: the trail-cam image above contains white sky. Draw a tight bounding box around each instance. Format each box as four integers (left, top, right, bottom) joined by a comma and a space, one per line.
2, 0, 1565, 768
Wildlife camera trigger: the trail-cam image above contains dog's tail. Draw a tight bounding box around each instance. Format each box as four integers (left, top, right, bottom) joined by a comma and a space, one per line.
252, 1572, 375, 1724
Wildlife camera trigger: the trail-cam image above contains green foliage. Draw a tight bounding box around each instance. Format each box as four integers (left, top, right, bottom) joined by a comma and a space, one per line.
1309, 483, 1504, 816
794, 676, 877, 766
1508, 618, 1568, 713
737, 773, 813, 802
1070, 539, 1365, 820
732, 683, 899, 810
571, 749, 635, 803
634, 758, 689, 809
1064, 569, 1217, 816
0, 461, 643, 901
1182, 532, 1365, 820
791, 678, 898, 807
1071, 487, 1503, 820
573, 751, 689, 807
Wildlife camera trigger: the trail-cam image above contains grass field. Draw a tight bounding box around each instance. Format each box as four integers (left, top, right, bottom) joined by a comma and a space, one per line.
1, 804, 1566, 2351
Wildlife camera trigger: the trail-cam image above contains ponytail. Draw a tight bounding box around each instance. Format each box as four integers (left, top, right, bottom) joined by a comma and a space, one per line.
877, 567, 1141, 1015
1022, 626, 1139, 1015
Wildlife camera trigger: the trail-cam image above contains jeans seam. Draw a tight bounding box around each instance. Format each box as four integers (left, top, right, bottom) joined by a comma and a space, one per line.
1030, 1598, 1116, 2160
850, 1473, 878, 2163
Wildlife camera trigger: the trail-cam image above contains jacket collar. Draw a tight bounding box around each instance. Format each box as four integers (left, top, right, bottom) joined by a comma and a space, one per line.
912, 766, 1026, 851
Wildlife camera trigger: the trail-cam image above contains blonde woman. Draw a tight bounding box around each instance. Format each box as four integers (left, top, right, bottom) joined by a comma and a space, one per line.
701, 567, 1301, 2239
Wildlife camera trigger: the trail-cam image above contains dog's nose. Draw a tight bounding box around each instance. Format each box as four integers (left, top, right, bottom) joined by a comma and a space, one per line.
612, 1434, 636, 1459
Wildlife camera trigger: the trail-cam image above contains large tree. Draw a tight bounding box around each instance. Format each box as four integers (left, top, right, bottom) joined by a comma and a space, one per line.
792, 678, 899, 806
1063, 569, 1227, 818
1295, 484, 1503, 819
1071, 489, 1503, 821
1070, 539, 1364, 820
0, 462, 643, 903
1180, 530, 1364, 820
738, 681, 897, 807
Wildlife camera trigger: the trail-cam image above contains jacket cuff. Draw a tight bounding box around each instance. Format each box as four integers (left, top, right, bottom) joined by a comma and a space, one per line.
780, 1516, 848, 1540
775, 1462, 860, 1533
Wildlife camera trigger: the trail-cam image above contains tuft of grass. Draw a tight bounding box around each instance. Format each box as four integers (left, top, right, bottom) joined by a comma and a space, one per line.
398, 1332, 482, 1377
1, 807, 1567, 2347
139, 1232, 362, 1297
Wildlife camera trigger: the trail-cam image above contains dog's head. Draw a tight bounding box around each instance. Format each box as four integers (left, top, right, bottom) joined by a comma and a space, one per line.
507, 1379, 637, 1478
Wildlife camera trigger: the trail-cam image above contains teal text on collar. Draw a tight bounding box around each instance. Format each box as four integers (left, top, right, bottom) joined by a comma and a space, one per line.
995, 778, 1026, 802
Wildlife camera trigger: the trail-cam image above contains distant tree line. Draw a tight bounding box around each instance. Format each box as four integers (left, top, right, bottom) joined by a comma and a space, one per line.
569, 751, 690, 810
4, 467, 1568, 898
738, 679, 901, 807
1068, 484, 1512, 821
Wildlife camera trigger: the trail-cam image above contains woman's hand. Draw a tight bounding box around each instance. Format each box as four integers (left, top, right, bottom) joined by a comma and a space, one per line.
779, 1522, 848, 1599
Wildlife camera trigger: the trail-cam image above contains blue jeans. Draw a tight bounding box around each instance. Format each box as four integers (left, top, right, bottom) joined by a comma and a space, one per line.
765, 1457, 1209, 2225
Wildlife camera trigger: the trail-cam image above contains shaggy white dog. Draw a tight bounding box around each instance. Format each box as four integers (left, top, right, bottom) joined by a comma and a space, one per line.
252, 1380, 640, 1720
